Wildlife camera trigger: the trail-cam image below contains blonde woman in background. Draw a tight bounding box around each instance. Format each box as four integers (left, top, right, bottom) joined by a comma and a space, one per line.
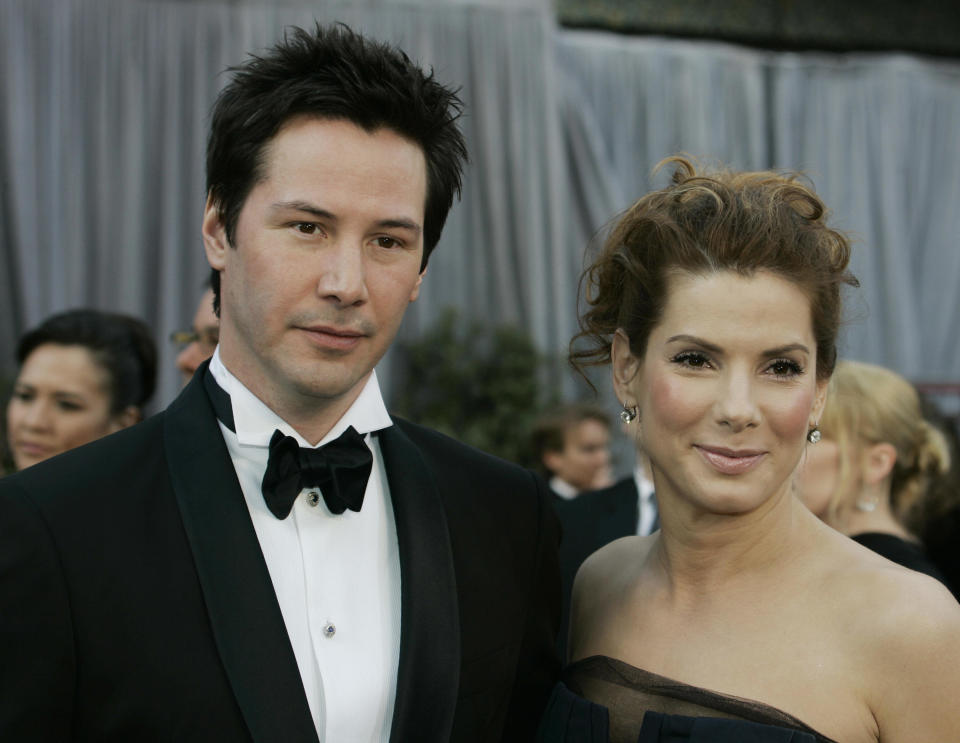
796, 359, 951, 586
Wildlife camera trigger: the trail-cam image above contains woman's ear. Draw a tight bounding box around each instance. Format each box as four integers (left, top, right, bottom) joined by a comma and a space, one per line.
611, 329, 641, 409
109, 405, 142, 433
861, 441, 897, 485
810, 377, 829, 431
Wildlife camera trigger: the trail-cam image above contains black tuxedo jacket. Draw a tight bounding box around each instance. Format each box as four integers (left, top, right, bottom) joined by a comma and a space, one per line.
553, 477, 639, 660
0, 369, 560, 742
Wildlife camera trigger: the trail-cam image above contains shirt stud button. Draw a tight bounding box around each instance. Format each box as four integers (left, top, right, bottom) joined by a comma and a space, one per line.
307, 491, 321, 507
323, 623, 336, 638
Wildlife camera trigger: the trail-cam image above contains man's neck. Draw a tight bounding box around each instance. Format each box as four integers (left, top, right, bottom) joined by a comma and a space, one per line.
217, 353, 370, 446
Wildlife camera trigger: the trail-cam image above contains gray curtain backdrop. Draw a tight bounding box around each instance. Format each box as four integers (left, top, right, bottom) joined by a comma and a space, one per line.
2, 0, 959, 422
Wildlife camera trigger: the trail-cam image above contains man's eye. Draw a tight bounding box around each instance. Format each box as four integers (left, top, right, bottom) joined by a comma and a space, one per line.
375, 236, 401, 249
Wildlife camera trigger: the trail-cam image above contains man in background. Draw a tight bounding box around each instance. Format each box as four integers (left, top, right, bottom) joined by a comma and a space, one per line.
530, 402, 613, 499
172, 284, 219, 385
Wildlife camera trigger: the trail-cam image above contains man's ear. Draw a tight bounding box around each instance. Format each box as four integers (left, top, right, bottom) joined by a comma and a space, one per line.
542, 449, 564, 477
409, 266, 426, 302
611, 329, 641, 409
862, 441, 897, 485
202, 194, 230, 272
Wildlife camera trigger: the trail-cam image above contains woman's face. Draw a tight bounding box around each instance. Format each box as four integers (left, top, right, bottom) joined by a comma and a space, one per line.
794, 435, 842, 517
614, 270, 826, 517
6, 344, 121, 470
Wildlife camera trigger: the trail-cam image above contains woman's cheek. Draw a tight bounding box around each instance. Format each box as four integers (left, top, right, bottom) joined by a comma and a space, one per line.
769, 387, 815, 440
644, 371, 706, 432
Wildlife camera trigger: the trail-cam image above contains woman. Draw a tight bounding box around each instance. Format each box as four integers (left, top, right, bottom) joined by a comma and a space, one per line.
5, 309, 157, 471
796, 360, 951, 585
543, 158, 960, 742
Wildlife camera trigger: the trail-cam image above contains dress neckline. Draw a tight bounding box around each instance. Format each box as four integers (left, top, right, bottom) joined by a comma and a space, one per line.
564, 654, 839, 743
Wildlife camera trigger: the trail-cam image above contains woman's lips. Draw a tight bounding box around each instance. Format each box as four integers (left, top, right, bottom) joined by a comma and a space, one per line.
695, 445, 766, 475
14, 441, 50, 458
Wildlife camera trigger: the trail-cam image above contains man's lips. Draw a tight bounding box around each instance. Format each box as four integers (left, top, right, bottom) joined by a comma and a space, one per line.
297, 325, 367, 351
694, 445, 766, 475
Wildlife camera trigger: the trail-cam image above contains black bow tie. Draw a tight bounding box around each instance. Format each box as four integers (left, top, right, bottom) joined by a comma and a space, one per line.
261, 427, 373, 519
202, 367, 373, 520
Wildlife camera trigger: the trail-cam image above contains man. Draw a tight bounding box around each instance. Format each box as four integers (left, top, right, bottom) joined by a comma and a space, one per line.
172, 285, 219, 385
529, 402, 612, 499
0, 25, 559, 742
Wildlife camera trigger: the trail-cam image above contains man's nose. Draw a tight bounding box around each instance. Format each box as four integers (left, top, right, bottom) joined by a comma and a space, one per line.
315, 243, 368, 306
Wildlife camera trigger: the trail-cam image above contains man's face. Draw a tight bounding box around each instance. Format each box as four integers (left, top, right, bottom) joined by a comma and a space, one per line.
203, 117, 427, 427
176, 288, 219, 385
545, 419, 612, 492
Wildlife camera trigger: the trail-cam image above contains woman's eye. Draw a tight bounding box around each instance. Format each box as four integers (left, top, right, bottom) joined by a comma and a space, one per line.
57, 401, 83, 412
12, 390, 34, 402
293, 222, 319, 235
768, 359, 803, 377
672, 352, 711, 369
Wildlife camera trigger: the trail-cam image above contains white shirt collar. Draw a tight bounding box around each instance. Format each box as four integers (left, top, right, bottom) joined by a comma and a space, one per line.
208, 347, 393, 449
549, 476, 580, 500
634, 463, 655, 501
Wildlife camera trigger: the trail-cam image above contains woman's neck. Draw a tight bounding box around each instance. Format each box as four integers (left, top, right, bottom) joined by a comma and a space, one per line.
651, 492, 818, 605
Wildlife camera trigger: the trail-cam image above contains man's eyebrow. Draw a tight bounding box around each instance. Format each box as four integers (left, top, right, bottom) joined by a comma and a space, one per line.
375, 218, 421, 235
270, 202, 421, 235
270, 201, 336, 220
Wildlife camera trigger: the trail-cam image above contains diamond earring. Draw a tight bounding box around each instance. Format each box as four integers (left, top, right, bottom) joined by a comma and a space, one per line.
807, 427, 821, 444
620, 405, 638, 424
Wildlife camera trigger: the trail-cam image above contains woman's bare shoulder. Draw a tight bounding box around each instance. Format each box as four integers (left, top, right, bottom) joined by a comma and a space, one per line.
576, 534, 655, 592
819, 536, 960, 740
568, 535, 657, 661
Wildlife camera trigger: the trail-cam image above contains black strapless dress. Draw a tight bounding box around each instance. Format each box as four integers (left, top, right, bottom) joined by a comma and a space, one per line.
537, 655, 839, 743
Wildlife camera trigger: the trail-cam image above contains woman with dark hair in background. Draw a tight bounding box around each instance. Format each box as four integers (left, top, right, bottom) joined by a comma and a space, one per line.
5, 309, 156, 471
539, 157, 960, 742
796, 360, 952, 587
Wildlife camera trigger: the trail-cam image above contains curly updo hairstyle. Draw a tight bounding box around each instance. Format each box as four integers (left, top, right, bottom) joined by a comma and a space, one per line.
571, 156, 859, 381
819, 360, 951, 527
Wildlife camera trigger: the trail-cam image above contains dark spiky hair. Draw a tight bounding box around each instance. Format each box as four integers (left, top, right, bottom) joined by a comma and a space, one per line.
205, 23, 467, 312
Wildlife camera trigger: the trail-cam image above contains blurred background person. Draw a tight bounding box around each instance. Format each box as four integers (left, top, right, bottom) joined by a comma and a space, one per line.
530, 402, 613, 499
5, 309, 157, 471
171, 285, 218, 386
917, 397, 960, 601
796, 359, 951, 586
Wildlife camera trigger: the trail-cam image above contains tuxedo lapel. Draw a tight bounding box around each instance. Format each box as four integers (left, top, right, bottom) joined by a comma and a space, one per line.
379, 423, 460, 743
163, 367, 318, 743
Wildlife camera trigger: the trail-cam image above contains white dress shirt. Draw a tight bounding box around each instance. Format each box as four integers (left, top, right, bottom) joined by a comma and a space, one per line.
634, 465, 658, 536
549, 476, 580, 500
209, 350, 401, 743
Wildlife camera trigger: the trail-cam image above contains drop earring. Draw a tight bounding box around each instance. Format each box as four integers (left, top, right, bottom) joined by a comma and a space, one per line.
620, 404, 638, 424
807, 427, 821, 444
